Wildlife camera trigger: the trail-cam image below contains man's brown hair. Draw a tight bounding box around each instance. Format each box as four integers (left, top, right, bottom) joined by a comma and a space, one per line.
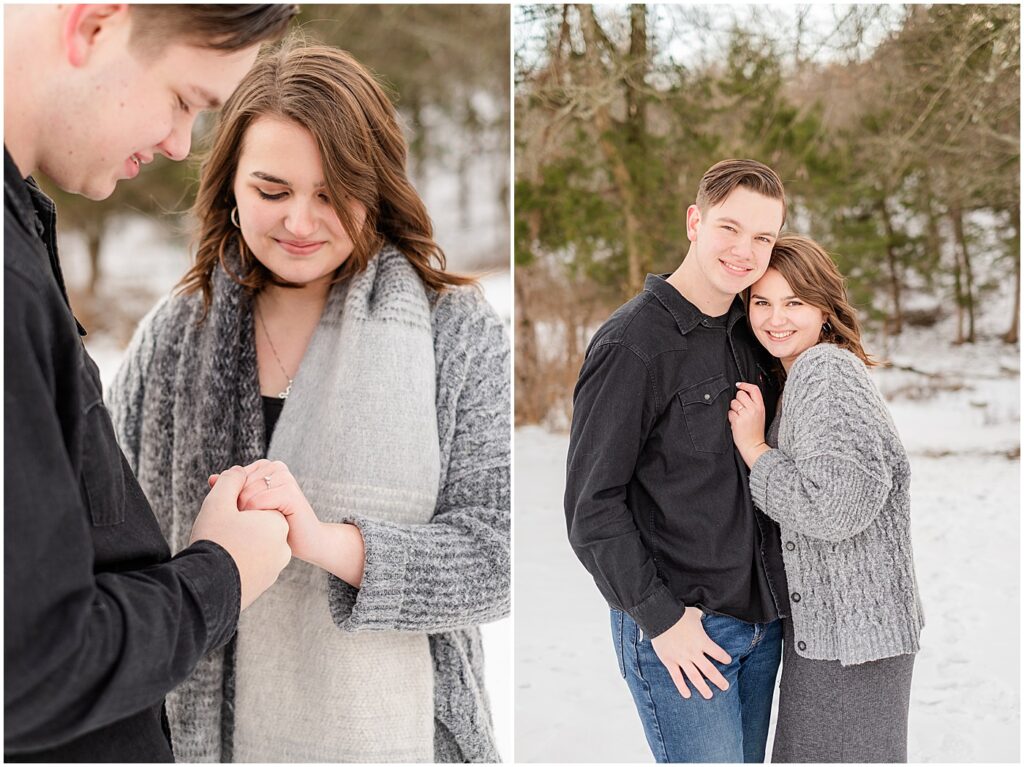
129, 5, 299, 57
696, 159, 787, 225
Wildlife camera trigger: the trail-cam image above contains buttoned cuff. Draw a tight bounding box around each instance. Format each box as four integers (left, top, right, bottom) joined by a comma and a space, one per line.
629, 584, 686, 638
174, 540, 241, 651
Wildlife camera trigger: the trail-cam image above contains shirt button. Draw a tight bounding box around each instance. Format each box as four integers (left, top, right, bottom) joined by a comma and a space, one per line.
703, 393, 710, 400
791, 592, 801, 603
785, 541, 796, 551
797, 641, 807, 651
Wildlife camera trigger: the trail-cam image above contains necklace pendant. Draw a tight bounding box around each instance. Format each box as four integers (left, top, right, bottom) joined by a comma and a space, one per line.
279, 380, 293, 400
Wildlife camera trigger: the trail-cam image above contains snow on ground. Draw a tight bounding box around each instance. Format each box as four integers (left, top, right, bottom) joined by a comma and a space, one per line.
514, 345, 1020, 763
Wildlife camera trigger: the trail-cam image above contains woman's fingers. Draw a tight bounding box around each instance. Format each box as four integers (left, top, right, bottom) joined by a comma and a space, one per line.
735, 389, 755, 408
736, 381, 764, 402
238, 486, 295, 515
241, 458, 275, 476
239, 475, 286, 510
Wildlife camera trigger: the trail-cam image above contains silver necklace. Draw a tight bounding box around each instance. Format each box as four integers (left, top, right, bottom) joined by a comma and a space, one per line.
255, 303, 294, 399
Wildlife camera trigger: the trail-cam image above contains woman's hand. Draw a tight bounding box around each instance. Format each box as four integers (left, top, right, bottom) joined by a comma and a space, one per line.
210, 459, 323, 564
728, 382, 771, 469
209, 459, 367, 586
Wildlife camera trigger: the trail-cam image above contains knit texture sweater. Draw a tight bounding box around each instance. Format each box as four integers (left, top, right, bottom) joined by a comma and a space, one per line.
107, 251, 510, 761
749, 343, 924, 666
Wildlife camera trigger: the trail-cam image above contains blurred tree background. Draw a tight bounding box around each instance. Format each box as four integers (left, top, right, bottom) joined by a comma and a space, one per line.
41, 4, 510, 342
514, 4, 1019, 424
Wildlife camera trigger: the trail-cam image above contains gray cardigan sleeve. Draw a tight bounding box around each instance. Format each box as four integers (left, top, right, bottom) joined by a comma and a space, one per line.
748, 345, 894, 542
327, 288, 511, 632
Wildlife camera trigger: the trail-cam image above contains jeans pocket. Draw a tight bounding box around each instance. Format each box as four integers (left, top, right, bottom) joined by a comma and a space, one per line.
677, 375, 732, 453
611, 610, 627, 678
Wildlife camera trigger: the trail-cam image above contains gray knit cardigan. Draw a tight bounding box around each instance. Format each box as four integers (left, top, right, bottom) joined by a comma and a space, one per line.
107, 265, 510, 761
749, 343, 924, 666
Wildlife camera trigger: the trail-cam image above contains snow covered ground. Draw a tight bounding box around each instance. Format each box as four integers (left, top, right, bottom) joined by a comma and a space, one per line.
514, 334, 1019, 763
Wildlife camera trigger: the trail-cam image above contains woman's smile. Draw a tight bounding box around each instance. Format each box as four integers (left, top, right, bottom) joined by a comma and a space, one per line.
275, 238, 326, 256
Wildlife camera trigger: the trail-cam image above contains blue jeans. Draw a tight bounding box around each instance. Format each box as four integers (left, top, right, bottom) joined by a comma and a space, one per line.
611, 609, 782, 763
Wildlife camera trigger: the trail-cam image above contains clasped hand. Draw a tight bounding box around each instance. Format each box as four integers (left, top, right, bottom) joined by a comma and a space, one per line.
727, 381, 770, 469
210, 458, 323, 563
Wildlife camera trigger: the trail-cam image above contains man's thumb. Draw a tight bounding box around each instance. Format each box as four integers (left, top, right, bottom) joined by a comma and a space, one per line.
206, 465, 246, 507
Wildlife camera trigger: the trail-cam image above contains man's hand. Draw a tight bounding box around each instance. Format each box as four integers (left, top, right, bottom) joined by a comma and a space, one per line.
210, 459, 324, 565
728, 382, 770, 469
650, 608, 732, 700
190, 465, 291, 610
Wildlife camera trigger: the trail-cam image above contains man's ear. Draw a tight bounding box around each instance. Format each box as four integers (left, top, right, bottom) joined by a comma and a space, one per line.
62, 5, 127, 68
685, 204, 701, 242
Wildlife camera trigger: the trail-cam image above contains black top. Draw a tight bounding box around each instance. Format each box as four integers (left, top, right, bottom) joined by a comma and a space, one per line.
565, 273, 790, 638
3, 147, 241, 761
261, 395, 285, 453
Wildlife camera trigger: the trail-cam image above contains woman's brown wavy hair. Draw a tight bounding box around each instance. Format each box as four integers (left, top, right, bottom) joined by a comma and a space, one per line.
746, 234, 879, 372
178, 39, 473, 310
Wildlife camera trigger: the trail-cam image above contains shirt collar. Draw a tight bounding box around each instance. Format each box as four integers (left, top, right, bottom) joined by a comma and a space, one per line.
643, 273, 748, 336
4, 145, 39, 234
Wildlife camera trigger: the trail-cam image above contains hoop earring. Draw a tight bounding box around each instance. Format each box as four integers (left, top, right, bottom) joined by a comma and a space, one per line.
822, 320, 833, 333
230, 206, 240, 228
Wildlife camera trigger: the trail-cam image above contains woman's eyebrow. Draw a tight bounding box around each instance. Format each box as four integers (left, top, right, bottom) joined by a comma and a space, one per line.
250, 171, 327, 189
251, 171, 291, 185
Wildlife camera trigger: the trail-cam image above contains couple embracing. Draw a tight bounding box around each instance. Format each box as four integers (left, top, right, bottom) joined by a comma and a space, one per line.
565, 160, 925, 763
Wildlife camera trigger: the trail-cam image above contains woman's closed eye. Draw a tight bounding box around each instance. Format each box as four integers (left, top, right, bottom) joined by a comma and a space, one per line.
257, 189, 288, 201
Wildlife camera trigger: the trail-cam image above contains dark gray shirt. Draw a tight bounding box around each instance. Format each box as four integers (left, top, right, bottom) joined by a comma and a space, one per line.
565, 273, 789, 637
4, 147, 240, 761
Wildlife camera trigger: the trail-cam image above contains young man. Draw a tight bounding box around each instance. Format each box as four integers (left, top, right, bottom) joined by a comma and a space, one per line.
565, 160, 790, 763
4, 5, 297, 762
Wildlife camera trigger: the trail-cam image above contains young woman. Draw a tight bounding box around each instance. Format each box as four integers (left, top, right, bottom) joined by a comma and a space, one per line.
727, 234, 924, 763
108, 42, 509, 763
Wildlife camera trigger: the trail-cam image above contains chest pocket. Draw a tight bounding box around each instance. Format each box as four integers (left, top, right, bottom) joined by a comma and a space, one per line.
677, 375, 732, 454
78, 361, 127, 526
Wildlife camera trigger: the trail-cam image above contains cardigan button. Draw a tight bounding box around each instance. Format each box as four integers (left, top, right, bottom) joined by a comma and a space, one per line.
797, 641, 807, 651
791, 592, 801, 603
785, 541, 796, 551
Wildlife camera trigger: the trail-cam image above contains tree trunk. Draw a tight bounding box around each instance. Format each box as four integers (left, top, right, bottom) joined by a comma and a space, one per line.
949, 204, 976, 343
921, 170, 943, 278
876, 197, 903, 335
515, 206, 546, 424
458, 146, 471, 230
87, 227, 103, 298
1003, 215, 1020, 344
514, 268, 540, 425
626, 5, 647, 144
951, 236, 965, 345
579, 4, 647, 297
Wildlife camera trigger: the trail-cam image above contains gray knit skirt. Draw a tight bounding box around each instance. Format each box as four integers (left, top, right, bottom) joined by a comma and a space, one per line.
771, 619, 915, 763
